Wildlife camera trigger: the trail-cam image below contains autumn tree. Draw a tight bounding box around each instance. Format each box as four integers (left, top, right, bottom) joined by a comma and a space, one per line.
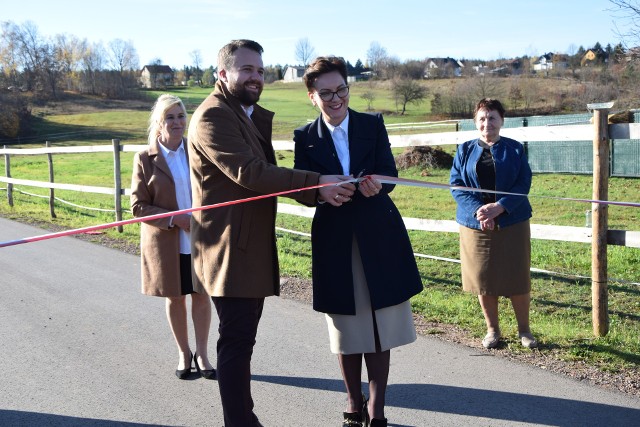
79, 41, 106, 95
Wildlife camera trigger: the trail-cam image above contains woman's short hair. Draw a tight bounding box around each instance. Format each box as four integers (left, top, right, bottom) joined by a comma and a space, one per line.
148, 94, 186, 145
474, 98, 505, 119
303, 56, 348, 91
217, 39, 264, 72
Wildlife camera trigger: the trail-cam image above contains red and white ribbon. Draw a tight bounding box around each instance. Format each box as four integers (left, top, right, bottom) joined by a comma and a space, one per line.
0, 175, 637, 248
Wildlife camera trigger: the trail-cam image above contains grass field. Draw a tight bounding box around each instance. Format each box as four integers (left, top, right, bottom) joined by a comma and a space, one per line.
1, 85, 639, 380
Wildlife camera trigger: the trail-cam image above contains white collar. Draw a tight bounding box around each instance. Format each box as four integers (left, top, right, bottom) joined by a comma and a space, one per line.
158, 138, 184, 155
324, 113, 349, 135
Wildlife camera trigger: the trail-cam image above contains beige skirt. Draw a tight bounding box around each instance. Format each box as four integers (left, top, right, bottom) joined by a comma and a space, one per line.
459, 220, 531, 296
325, 238, 416, 355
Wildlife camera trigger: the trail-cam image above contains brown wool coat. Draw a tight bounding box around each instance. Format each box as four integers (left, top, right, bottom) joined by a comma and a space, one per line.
188, 81, 320, 298
130, 138, 205, 297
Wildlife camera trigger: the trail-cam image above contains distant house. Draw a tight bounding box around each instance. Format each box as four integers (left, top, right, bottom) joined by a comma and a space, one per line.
472, 64, 490, 75
282, 65, 305, 82
424, 58, 464, 78
490, 58, 522, 76
533, 53, 554, 71
534, 53, 568, 71
624, 46, 640, 63
140, 65, 174, 89
581, 48, 606, 66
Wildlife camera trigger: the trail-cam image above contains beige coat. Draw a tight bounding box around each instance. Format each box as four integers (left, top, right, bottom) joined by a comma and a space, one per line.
188, 81, 320, 298
130, 138, 205, 297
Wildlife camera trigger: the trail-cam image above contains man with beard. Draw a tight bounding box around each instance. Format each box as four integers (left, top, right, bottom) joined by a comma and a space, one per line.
188, 39, 354, 426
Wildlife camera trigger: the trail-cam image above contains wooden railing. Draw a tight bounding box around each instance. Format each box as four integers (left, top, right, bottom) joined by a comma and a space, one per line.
1, 123, 639, 248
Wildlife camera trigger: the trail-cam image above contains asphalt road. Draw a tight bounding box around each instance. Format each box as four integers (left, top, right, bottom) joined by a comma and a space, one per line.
0, 217, 638, 426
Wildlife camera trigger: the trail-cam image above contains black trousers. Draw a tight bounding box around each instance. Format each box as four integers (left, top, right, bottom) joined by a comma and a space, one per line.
212, 296, 264, 427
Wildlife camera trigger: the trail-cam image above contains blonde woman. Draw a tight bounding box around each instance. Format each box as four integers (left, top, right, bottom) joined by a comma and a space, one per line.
131, 94, 215, 380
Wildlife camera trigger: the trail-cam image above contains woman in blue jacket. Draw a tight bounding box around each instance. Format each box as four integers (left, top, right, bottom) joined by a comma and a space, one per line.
450, 98, 537, 350
294, 56, 423, 427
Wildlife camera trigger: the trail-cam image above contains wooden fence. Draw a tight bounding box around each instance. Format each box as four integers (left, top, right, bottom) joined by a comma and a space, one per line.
2, 119, 639, 336
2, 125, 639, 247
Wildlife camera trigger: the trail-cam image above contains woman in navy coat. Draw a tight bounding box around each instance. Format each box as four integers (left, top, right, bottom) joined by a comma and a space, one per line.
294, 56, 423, 427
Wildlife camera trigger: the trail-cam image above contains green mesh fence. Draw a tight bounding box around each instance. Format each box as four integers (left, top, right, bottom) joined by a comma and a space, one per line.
457, 113, 639, 177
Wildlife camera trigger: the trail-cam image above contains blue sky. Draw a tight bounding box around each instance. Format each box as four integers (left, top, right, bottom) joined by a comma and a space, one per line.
4, 0, 625, 69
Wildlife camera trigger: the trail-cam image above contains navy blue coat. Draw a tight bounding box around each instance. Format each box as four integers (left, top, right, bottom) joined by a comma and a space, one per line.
293, 109, 423, 315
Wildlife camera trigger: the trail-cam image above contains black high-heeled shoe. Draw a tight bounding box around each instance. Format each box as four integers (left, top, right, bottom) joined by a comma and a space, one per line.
175, 351, 192, 379
193, 352, 216, 380
362, 393, 370, 427
342, 411, 364, 427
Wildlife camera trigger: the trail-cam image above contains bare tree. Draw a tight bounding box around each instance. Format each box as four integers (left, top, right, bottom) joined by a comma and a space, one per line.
402, 59, 427, 79
80, 41, 106, 95
391, 78, 428, 115
361, 80, 377, 110
0, 21, 23, 89
190, 49, 203, 85
294, 38, 316, 66
609, 0, 640, 47
2, 21, 48, 92
380, 55, 401, 80
566, 43, 582, 77
54, 34, 85, 91
473, 73, 500, 99
366, 41, 388, 77
108, 38, 139, 96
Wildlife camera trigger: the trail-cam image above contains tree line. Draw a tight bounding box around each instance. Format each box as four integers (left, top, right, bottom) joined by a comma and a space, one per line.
4, 1, 640, 138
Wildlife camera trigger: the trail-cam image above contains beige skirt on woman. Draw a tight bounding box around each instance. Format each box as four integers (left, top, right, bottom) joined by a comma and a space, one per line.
459, 219, 531, 296
325, 237, 416, 355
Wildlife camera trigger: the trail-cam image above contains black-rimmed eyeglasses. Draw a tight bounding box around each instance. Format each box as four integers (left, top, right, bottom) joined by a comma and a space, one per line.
317, 86, 349, 102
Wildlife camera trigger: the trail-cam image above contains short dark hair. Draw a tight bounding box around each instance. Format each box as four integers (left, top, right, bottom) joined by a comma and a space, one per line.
303, 56, 348, 91
474, 98, 505, 119
217, 39, 264, 71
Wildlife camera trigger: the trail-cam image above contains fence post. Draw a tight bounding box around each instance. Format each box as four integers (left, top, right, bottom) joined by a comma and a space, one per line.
4, 145, 13, 207
46, 141, 56, 218
522, 117, 529, 156
588, 102, 612, 337
112, 139, 123, 232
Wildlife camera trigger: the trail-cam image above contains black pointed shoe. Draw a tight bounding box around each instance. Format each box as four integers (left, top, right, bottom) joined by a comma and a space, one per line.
175, 352, 192, 379
343, 411, 364, 427
194, 352, 216, 380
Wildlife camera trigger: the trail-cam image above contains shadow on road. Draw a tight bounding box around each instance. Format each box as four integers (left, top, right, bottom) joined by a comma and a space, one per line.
254, 374, 640, 426
0, 410, 161, 426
